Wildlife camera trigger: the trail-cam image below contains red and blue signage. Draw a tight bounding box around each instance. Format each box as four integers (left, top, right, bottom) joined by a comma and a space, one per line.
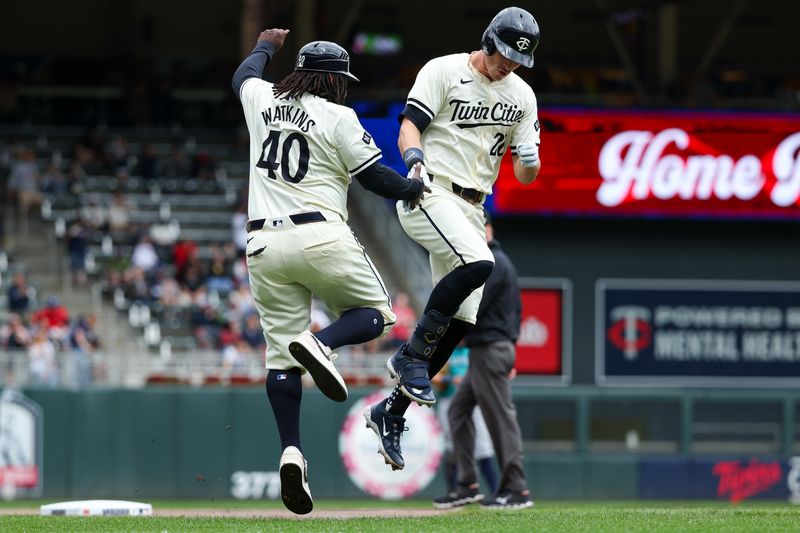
492, 109, 800, 220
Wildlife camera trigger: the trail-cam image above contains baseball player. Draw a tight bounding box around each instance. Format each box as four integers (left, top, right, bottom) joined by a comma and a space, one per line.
365, 7, 541, 471
232, 28, 428, 514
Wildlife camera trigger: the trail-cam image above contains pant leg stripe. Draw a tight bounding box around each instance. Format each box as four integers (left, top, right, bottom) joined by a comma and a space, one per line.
351, 231, 393, 309
419, 206, 466, 266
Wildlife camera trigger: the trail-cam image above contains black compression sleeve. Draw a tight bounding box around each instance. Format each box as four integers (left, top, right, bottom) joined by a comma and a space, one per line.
399, 104, 432, 133
232, 41, 277, 98
355, 162, 423, 200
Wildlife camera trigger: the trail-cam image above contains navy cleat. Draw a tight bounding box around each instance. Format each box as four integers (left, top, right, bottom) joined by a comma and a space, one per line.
363, 402, 407, 470
387, 344, 436, 406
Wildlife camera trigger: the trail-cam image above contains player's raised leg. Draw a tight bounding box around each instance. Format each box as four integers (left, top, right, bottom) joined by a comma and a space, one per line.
387, 192, 494, 407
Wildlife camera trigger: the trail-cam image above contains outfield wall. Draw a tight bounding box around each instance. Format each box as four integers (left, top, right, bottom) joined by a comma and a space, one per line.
16, 387, 799, 502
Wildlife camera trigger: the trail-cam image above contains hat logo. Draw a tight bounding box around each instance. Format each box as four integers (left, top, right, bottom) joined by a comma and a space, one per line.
297, 55, 305, 67
516, 37, 530, 51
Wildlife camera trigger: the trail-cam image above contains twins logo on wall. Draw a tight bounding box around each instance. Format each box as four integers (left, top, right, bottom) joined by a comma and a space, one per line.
338, 391, 443, 499
597, 279, 800, 385
0, 389, 43, 498
642, 457, 800, 502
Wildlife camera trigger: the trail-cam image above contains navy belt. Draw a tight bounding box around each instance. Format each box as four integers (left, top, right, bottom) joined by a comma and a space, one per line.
246, 211, 326, 232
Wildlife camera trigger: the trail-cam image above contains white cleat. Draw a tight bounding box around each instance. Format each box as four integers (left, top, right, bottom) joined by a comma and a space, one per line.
289, 330, 347, 402
279, 446, 313, 515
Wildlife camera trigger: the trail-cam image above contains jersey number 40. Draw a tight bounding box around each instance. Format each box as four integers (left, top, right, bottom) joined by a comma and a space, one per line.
256, 129, 310, 183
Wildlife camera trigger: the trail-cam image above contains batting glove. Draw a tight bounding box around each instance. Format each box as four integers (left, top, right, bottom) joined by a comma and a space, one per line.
408, 162, 431, 189
517, 143, 540, 167
403, 163, 432, 212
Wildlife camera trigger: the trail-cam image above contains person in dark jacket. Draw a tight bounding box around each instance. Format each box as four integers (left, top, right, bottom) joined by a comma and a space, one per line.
443, 213, 533, 510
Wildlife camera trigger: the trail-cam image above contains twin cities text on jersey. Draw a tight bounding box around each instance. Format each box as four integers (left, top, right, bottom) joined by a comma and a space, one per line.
448, 99, 524, 127
261, 103, 316, 133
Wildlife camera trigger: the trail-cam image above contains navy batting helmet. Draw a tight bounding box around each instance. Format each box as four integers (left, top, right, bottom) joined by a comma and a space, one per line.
294, 41, 359, 81
481, 7, 539, 68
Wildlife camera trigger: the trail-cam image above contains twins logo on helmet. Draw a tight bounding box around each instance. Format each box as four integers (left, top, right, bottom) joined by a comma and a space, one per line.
481, 6, 540, 68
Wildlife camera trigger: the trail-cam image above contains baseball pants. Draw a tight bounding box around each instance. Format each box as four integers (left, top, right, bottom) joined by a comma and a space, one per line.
449, 340, 528, 494
395, 178, 493, 324
246, 213, 395, 371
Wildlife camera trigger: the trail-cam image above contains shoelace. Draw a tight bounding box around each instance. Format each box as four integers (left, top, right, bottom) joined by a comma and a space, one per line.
388, 417, 409, 447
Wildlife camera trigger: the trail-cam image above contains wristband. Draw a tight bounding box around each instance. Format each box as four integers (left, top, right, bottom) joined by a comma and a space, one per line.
402, 147, 425, 170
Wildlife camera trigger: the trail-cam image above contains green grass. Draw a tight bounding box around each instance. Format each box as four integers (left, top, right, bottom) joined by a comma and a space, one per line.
1, 500, 800, 532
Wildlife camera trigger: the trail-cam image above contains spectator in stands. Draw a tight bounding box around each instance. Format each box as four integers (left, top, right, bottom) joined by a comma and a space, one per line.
181, 263, 206, 293
386, 292, 416, 349
152, 269, 183, 310
136, 142, 160, 181
222, 338, 255, 375
192, 303, 222, 350
149, 219, 180, 261
241, 312, 266, 355
0, 313, 32, 351
172, 239, 197, 283
7, 272, 31, 314
108, 135, 132, 172
80, 193, 109, 231
32, 296, 70, 344
66, 218, 90, 286
108, 190, 133, 234
8, 148, 42, 225
192, 152, 216, 181
206, 246, 234, 295
228, 283, 256, 324
163, 144, 191, 178
231, 202, 248, 255
219, 319, 242, 349
40, 163, 68, 197
122, 266, 151, 303
28, 326, 58, 387
131, 234, 160, 274
75, 131, 107, 175
69, 314, 100, 386
67, 160, 86, 192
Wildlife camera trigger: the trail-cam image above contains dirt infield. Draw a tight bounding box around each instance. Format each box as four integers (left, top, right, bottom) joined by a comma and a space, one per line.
0, 507, 448, 519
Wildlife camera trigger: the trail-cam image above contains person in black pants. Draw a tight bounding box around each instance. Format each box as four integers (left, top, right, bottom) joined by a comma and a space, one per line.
444, 213, 533, 510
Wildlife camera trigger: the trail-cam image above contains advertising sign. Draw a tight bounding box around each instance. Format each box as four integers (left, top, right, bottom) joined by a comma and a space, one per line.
597, 279, 800, 386
492, 109, 800, 220
639, 456, 791, 501
516, 278, 572, 384
0, 389, 44, 498
338, 390, 443, 499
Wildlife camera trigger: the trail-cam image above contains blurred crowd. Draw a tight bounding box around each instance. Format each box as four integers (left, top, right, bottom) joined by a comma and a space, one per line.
0, 281, 101, 387
1, 130, 419, 383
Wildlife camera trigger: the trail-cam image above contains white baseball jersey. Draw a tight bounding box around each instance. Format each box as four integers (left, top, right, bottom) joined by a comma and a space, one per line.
239, 77, 382, 221
239, 77, 395, 371
405, 53, 540, 194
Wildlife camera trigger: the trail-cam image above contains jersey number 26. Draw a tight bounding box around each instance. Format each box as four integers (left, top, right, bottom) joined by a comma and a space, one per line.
256, 129, 310, 183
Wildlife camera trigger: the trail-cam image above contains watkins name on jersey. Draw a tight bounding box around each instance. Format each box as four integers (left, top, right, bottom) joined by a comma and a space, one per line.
261, 103, 316, 133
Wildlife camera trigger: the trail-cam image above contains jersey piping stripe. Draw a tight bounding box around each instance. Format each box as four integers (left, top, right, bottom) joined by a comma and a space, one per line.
419, 206, 466, 266
349, 152, 382, 175
407, 98, 434, 119
351, 231, 393, 309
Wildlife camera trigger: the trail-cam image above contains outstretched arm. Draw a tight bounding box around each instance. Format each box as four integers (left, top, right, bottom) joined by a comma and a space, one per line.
232, 28, 290, 98
354, 162, 430, 208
